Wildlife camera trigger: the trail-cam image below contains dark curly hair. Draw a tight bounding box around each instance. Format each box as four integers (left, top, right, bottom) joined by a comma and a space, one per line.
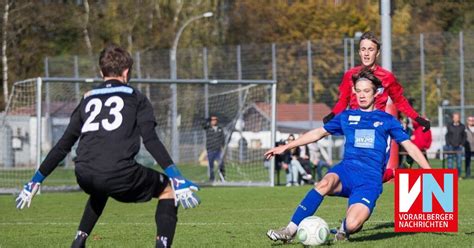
352, 67, 382, 92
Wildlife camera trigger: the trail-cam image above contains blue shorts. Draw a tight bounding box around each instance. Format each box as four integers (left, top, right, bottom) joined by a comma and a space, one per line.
327, 161, 382, 214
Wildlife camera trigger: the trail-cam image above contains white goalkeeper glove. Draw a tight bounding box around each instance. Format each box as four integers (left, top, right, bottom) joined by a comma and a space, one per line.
165, 165, 201, 209
16, 171, 45, 210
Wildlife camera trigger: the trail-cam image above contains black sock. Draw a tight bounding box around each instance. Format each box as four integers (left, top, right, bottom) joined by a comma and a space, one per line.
78, 195, 108, 235
156, 199, 178, 248
71, 231, 88, 248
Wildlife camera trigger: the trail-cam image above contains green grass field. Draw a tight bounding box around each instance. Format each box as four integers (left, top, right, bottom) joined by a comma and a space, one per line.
1, 178, 473, 247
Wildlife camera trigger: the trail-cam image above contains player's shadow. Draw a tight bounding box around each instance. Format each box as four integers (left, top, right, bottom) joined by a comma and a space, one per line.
270, 243, 299, 247
350, 222, 417, 242
351, 231, 417, 242
363, 222, 394, 231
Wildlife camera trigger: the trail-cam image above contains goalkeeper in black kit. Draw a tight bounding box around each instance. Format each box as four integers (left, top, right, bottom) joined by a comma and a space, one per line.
15, 45, 200, 248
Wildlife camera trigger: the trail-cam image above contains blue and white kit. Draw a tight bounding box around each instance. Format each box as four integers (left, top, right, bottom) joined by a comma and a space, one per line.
323, 109, 409, 212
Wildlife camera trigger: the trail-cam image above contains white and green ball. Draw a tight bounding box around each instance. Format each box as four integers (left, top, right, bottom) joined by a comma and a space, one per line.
296, 216, 330, 246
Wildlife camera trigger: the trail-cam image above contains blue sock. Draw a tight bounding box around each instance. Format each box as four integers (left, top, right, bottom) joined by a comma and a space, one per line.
290, 189, 324, 225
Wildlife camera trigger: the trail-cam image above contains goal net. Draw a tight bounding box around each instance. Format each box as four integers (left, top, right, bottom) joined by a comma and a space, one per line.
0, 78, 276, 193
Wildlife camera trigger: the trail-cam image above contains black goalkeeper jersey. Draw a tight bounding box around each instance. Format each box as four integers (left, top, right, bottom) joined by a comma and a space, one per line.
38, 80, 174, 178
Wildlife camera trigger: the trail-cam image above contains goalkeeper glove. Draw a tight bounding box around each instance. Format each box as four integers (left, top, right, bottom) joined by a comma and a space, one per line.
165, 164, 201, 209
415, 116, 431, 132
323, 112, 335, 124
16, 171, 45, 209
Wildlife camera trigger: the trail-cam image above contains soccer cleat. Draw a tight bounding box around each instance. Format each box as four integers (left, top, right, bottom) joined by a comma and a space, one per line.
266, 227, 295, 243
71, 231, 88, 248
331, 220, 350, 242
334, 229, 349, 242
156, 236, 169, 248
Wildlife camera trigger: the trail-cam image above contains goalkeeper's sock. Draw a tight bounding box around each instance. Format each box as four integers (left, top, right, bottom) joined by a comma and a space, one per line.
78, 195, 108, 234
156, 199, 178, 248
71, 230, 88, 248
290, 188, 324, 226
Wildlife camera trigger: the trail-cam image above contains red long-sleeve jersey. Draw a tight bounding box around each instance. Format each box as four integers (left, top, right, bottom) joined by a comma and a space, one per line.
332, 65, 420, 120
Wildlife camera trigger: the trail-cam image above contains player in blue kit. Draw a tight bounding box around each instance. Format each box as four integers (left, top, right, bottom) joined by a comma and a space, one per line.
265, 67, 431, 243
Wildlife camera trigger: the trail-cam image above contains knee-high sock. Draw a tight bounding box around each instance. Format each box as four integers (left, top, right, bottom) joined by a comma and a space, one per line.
156, 199, 178, 248
78, 195, 108, 235
290, 189, 324, 226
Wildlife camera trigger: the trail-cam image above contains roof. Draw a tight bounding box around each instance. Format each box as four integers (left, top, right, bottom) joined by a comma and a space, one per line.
254, 102, 331, 121
8, 101, 78, 116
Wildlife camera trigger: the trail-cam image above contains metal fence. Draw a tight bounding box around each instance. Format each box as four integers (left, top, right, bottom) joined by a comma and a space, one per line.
0, 76, 277, 192
45, 31, 474, 127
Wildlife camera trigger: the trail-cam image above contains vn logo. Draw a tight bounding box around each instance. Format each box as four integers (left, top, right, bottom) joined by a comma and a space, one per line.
395, 169, 458, 232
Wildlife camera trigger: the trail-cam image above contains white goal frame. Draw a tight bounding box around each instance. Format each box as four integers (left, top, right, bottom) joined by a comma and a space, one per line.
0, 76, 277, 193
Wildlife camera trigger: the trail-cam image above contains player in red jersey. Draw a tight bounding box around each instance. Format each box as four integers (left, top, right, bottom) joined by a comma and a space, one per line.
323, 31, 430, 182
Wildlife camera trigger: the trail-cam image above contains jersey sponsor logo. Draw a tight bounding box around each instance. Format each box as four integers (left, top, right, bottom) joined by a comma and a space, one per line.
349, 122, 358, 125
354, 129, 375, 148
395, 169, 458, 232
83, 86, 133, 99
373, 121, 384, 127
348, 115, 361, 122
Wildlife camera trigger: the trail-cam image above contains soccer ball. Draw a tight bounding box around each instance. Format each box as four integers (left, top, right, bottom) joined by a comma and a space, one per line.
296, 216, 330, 246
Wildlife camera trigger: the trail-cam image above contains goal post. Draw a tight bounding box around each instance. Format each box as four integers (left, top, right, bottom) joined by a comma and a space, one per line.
0, 77, 277, 193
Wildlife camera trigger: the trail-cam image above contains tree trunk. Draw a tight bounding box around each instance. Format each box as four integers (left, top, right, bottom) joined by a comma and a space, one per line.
2, 0, 9, 105
82, 0, 95, 76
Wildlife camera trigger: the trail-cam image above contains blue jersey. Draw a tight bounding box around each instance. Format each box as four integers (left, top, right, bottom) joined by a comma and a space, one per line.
323, 109, 409, 178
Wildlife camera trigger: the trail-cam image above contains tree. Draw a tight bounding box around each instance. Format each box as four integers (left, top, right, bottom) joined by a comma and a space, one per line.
2, 0, 10, 106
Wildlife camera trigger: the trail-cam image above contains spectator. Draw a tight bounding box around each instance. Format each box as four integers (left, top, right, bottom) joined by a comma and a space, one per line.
286, 134, 312, 186
204, 115, 225, 182
406, 118, 432, 168
298, 143, 312, 172
465, 116, 474, 178
274, 140, 290, 186
445, 112, 466, 177
398, 117, 412, 168
307, 142, 331, 182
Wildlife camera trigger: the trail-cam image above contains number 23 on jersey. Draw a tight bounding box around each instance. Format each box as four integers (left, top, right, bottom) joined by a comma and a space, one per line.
81, 96, 124, 133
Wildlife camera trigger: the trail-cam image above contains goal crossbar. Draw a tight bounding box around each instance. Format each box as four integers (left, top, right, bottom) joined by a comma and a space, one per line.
0, 76, 277, 193
40, 77, 277, 85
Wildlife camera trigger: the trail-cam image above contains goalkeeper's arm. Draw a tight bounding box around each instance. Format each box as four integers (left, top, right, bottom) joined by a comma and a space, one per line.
140, 122, 201, 209
17, 105, 82, 209
400, 140, 431, 169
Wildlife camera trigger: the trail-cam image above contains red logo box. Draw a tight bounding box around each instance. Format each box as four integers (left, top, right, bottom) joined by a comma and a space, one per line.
394, 169, 458, 232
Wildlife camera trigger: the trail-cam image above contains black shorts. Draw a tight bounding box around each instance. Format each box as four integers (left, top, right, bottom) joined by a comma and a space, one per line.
75, 164, 169, 203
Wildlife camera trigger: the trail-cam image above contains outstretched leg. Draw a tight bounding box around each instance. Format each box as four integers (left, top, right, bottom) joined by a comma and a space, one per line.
155, 185, 178, 248
267, 173, 342, 242
71, 195, 108, 248
334, 203, 370, 241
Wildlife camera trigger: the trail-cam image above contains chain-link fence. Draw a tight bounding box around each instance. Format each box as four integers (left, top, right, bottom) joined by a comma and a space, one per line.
22, 30, 474, 187
0, 77, 277, 192
45, 31, 474, 126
